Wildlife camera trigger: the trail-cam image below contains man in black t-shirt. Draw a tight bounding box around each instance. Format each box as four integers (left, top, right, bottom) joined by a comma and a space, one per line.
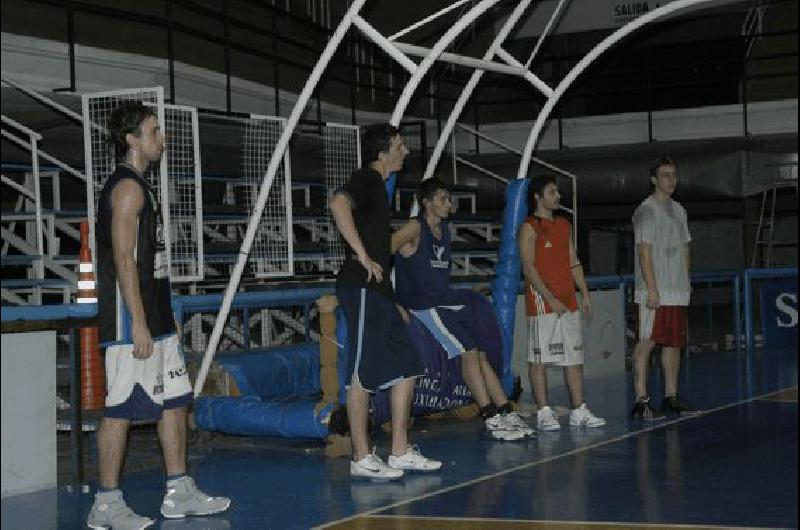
330, 124, 442, 480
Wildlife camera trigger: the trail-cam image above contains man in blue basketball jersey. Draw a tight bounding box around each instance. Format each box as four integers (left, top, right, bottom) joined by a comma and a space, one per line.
392, 178, 536, 441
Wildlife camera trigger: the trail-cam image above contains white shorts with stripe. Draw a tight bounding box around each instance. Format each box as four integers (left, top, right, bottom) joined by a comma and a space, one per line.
527, 310, 584, 366
104, 333, 193, 420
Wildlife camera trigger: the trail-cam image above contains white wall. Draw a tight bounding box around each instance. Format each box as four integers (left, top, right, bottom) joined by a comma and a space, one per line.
1, 331, 57, 498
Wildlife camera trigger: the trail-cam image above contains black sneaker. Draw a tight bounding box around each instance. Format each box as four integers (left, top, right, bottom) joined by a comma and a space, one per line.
662, 395, 697, 415
631, 397, 665, 421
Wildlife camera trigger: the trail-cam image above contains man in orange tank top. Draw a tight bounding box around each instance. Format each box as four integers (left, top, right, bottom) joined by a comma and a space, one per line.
518, 176, 605, 432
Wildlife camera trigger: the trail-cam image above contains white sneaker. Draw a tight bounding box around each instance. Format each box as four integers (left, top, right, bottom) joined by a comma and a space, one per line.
569, 403, 606, 427
87, 490, 154, 530
536, 406, 561, 431
501, 412, 537, 437
387, 445, 442, 472
484, 416, 526, 441
351, 449, 404, 480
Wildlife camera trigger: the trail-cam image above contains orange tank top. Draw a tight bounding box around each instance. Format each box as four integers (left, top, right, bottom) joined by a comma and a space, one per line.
524, 216, 578, 316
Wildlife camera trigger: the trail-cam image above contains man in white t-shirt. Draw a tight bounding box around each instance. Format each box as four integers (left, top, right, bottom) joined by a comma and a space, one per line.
631, 157, 697, 420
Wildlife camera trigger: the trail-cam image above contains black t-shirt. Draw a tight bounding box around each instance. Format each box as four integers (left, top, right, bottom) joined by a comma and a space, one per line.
334, 168, 394, 299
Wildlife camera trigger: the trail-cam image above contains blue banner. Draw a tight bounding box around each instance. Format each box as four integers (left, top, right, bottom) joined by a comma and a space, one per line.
371, 290, 503, 424
759, 278, 798, 349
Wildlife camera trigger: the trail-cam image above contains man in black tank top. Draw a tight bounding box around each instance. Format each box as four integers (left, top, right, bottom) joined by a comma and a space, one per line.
88, 103, 229, 529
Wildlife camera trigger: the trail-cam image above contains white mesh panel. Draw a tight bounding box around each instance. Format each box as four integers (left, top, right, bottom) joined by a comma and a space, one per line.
164, 104, 204, 282
82, 87, 168, 269
323, 123, 360, 269
243, 115, 294, 278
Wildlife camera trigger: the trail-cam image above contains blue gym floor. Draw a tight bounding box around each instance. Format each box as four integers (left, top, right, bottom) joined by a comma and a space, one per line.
3, 347, 797, 530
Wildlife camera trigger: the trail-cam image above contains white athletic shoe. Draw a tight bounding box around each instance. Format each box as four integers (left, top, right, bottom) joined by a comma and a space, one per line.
87, 490, 153, 530
569, 403, 606, 427
351, 449, 404, 480
536, 406, 561, 431
387, 445, 442, 472
501, 412, 537, 437
484, 415, 526, 441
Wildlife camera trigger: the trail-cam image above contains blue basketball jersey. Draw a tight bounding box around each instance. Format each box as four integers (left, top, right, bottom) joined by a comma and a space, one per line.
395, 217, 452, 310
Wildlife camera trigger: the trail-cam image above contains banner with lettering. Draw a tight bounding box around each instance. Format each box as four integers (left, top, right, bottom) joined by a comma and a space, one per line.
759, 278, 798, 349
371, 290, 503, 424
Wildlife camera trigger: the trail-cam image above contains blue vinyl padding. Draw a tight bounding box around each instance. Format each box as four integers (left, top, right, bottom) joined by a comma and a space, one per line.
216, 343, 321, 400
194, 343, 330, 439
490, 178, 529, 395
194, 396, 332, 438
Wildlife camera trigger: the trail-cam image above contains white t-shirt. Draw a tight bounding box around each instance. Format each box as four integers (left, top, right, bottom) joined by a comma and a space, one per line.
633, 195, 691, 306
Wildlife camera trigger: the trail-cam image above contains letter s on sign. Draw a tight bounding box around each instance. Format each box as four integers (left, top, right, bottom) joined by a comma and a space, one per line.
775, 293, 798, 328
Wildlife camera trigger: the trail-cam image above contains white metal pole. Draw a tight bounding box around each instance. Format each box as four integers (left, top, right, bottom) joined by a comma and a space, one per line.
1, 76, 84, 124
395, 42, 535, 78
353, 16, 417, 74
388, 0, 474, 41
524, 0, 569, 69
494, 47, 554, 98
516, 0, 717, 180
455, 123, 577, 179
191, 107, 204, 281
31, 137, 44, 304
194, 0, 368, 397
423, 0, 535, 180
390, 0, 504, 127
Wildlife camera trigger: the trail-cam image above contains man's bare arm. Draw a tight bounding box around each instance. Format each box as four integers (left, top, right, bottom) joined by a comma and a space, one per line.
391, 219, 421, 255
638, 242, 660, 308
684, 244, 691, 275
111, 179, 152, 358
568, 236, 591, 316
329, 192, 382, 283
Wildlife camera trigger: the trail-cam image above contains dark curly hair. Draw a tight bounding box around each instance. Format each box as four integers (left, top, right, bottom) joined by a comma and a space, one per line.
108, 101, 156, 159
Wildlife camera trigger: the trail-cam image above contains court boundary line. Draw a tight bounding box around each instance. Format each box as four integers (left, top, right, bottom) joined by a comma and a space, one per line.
359, 514, 775, 529
314, 386, 797, 529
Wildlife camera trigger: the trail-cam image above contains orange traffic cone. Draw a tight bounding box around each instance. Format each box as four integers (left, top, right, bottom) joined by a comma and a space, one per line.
78, 221, 104, 410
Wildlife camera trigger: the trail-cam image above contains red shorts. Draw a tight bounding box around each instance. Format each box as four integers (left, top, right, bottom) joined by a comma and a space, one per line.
638, 305, 688, 348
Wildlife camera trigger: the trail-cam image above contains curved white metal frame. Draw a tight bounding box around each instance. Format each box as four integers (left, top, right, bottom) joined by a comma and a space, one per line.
516, 0, 717, 180
195, 0, 720, 396
194, 0, 506, 396
422, 0, 539, 180
389, 0, 503, 126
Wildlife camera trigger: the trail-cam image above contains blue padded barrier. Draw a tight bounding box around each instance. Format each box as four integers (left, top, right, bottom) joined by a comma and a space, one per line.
194, 344, 331, 439
490, 178, 529, 395
194, 396, 332, 438
216, 343, 321, 400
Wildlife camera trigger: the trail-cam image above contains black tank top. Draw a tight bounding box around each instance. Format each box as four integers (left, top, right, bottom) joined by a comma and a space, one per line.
97, 164, 175, 345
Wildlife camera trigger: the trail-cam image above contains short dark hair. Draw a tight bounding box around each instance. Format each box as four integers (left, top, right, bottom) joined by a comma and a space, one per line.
108, 102, 156, 159
528, 175, 557, 212
416, 177, 450, 213
361, 123, 400, 166
649, 156, 677, 179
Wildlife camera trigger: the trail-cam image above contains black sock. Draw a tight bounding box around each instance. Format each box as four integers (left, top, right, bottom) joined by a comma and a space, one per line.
479, 404, 497, 419
497, 402, 514, 414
